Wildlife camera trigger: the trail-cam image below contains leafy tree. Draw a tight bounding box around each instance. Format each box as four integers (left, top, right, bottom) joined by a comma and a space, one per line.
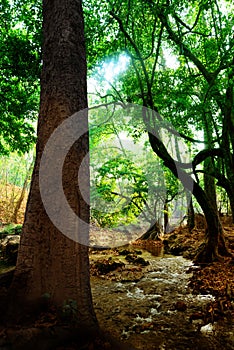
92, 156, 149, 227
157, 0, 234, 222
1, 0, 233, 263
89, 106, 184, 235
0, 0, 41, 154
85, 0, 234, 262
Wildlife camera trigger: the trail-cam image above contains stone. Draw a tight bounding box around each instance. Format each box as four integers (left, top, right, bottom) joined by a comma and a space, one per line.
125, 254, 149, 266
175, 301, 187, 311
0, 235, 20, 264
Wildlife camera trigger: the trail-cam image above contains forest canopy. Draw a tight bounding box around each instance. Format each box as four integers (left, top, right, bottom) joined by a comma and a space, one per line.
1, 0, 234, 260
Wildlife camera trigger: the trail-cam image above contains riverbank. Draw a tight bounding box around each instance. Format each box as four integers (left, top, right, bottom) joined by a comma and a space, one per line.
0, 220, 233, 349
89, 242, 234, 350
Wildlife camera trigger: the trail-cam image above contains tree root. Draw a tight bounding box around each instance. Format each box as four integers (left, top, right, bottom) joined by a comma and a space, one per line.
194, 245, 224, 264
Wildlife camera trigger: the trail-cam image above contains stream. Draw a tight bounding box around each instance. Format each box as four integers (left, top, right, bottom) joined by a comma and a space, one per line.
0, 244, 233, 349
90, 247, 234, 350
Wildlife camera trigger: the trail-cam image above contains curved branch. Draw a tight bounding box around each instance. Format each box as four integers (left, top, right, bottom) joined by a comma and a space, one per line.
192, 148, 224, 168
111, 191, 153, 222
191, 3, 203, 30
158, 10, 212, 82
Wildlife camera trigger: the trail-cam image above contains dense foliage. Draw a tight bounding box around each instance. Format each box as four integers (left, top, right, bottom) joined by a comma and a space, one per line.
0, 0, 41, 154
1, 0, 234, 244
86, 0, 234, 218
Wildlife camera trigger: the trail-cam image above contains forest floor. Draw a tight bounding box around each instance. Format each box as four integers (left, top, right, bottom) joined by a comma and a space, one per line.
88, 216, 234, 349
0, 216, 233, 349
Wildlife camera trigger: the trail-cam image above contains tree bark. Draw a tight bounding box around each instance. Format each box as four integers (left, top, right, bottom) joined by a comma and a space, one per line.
140, 221, 162, 240
192, 182, 230, 263
186, 191, 195, 232
6, 0, 97, 328
163, 202, 169, 233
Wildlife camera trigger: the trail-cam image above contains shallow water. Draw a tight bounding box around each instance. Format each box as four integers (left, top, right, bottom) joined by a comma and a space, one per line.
91, 247, 234, 350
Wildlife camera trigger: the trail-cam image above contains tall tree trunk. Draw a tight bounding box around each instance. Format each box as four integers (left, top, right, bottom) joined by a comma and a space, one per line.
163, 202, 169, 233
192, 182, 230, 263
186, 191, 195, 232
203, 111, 218, 214
7, 0, 97, 328
199, 112, 231, 259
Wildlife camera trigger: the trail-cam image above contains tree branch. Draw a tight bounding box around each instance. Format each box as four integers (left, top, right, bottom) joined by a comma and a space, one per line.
110, 10, 154, 109
192, 148, 224, 168
110, 191, 153, 222
158, 8, 225, 113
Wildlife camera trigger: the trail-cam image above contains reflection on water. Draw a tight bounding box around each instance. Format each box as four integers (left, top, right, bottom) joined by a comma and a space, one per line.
141, 244, 164, 257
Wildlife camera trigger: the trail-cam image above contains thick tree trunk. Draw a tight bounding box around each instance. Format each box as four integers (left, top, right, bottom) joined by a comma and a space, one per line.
193, 182, 230, 263
203, 111, 219, 219
6, 0, 97, 328
198, 113, 231, 261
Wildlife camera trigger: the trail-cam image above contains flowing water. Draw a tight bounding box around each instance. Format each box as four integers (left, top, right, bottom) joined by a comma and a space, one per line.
90, 247, 234, 349
0, 246, 233, 349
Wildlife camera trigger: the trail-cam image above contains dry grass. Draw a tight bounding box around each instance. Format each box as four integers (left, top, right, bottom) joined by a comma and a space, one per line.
0, 182, 28, 224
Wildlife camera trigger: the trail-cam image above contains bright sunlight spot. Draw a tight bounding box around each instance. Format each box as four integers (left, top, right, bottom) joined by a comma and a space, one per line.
88, 53, 130, 93
88, 49, 179, 96
163, 48, 179, 69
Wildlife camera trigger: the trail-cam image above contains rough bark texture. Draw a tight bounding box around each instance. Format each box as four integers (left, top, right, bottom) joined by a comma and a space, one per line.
193, 182, 230, 263
7, 0, 97, 328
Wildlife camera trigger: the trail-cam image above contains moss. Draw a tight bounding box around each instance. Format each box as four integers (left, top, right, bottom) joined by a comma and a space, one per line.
0, 224, 22, 237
